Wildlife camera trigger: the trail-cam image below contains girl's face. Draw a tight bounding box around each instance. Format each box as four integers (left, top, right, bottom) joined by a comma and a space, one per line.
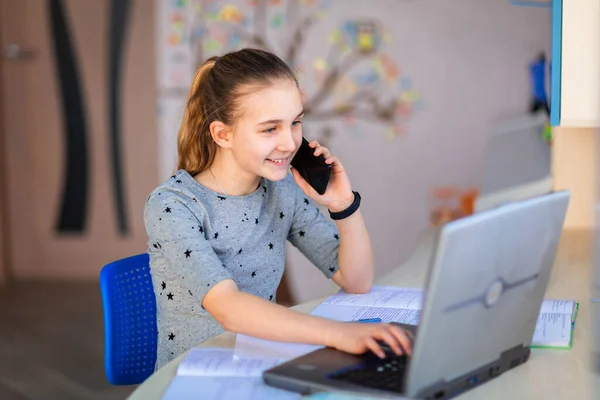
230, 79, 304, 182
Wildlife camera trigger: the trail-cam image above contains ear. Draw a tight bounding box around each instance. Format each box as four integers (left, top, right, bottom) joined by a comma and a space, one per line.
209, 120, 233, 148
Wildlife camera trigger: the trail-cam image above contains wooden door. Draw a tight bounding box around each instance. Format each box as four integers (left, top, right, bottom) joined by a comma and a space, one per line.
0, 0, 158, 279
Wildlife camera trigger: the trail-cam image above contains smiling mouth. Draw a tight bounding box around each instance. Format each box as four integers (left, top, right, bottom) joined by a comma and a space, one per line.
266, 158, 289, 164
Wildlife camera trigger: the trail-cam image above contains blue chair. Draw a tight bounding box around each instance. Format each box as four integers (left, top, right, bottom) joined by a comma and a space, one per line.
100, 253, 158, 385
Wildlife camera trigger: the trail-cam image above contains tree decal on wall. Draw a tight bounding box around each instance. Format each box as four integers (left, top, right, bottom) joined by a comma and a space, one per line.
186, 0, 421, 142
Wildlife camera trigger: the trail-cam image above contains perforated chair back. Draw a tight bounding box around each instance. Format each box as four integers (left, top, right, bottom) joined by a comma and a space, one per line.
100, 253, 157, 385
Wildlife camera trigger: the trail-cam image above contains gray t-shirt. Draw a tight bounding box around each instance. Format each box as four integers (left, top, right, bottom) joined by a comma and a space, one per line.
144, 169, 340, 368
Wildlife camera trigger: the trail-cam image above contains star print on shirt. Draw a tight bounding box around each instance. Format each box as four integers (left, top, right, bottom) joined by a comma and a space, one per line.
299, 230, 305, 237
304, 198, 309, 205
268, 243, 273, 250
167, 292, 174, 300
251, 271, 256, 277
184, 249, 192, 258
153, 242, 162, 249
170, 175, 176, 179
334, 234, 339, 240
217, 196, 226, 201
164, 207, 171, 213
263, 186, 267, 193
168, 333, 175, 340
255, 218, 259, 224
192, 198, 197, 202
279, 212, 285, 219
188, 290, 193, 296
175, 179, 182, 184
161, 281, 166, 290
238, 248, 243, 254
198, 225, 203, 233
269, 294, 273, 301
329, 267, 336, 273
214, 232, 219, 239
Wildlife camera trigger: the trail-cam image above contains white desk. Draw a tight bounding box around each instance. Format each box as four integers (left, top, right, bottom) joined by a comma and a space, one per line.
128, 229, 598, 399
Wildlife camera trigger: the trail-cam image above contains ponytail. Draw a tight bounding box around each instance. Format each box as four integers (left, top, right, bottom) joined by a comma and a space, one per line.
176, 57, 218, 176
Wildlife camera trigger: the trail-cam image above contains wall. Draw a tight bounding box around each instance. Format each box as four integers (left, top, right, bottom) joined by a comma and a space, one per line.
285, 0, 553, 302
552, 127, 598, 229
154, 0, 552, 303
0, 1, 556, 285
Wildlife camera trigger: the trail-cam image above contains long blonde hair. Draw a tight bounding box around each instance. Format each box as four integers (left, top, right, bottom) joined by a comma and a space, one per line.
176, 49, 298, 176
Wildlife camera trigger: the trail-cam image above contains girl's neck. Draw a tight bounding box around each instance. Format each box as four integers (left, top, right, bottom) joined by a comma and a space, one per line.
195, 153, 261, 197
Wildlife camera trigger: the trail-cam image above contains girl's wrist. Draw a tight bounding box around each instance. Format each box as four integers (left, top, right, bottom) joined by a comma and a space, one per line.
327, 192, 355, 213
322, 320, 345, 347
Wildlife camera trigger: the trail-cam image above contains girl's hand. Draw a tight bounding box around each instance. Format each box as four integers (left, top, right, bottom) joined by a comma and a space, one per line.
290, 140, 354, 212
324, 321, 414, 359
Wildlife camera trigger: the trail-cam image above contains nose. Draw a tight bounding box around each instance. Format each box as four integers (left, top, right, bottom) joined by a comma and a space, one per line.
277, 129, 297, 153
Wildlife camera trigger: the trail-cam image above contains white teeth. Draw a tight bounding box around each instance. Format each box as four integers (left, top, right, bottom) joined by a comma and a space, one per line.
268, 158, 286, 163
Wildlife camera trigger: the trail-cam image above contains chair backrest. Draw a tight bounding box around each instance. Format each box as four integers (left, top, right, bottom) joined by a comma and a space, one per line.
100, 253, 157, 385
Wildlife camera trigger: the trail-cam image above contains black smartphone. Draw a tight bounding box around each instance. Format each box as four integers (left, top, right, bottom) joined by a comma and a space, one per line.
291, 137, 332, 195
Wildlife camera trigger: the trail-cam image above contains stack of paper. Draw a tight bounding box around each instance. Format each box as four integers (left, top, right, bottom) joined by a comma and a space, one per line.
161, 348, 300, 400
531, 299, 579, 349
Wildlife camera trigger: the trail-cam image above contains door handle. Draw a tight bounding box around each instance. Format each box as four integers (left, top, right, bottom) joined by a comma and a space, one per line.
2, 44, 37, 61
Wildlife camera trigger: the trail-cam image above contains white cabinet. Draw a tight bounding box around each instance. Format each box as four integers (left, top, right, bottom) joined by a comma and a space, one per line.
551, 0, 600, 127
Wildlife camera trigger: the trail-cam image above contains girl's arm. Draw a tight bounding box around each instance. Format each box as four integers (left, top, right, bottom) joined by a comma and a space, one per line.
291, 140, 375, 294
203, 279, 411, 359
330, 206, 374, 294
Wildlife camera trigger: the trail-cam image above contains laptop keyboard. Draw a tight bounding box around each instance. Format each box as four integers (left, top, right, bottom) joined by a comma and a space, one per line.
328, 353, 408, 393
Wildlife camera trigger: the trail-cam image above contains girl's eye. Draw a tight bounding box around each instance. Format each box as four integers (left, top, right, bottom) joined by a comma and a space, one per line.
263, 127, 277, 133
292, 120, 302, 127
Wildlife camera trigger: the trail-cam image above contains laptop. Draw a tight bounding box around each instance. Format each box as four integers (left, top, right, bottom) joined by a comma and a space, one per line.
263, 190, 570, 399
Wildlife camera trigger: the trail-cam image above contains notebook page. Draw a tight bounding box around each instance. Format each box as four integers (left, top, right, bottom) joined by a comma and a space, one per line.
234, 334, 323, 361
539, 299, 576, 315
310, 303, 421, 325
162, 376, 301, 400
176, 348, 283, 377
531, 312, 572, 347
323, 286, 424, 310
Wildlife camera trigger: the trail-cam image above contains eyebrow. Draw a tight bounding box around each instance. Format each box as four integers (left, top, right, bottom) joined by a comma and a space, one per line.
256, 109, 305, 126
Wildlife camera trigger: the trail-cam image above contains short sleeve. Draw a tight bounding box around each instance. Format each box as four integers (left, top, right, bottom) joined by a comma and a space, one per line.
286, 177, 340, 278
144, 191, 233, 305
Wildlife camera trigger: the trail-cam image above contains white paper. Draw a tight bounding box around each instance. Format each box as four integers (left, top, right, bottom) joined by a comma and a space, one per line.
539, 299, 576, 314
162, 376, 301, 400
234, 334, 323, 360
177, 348, 283, 377
310, 303, 421, 325
531, 312, 572, 347
322, 286, 424, 310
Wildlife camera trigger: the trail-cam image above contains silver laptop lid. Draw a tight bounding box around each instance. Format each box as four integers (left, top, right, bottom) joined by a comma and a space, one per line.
406, 191, 570, 397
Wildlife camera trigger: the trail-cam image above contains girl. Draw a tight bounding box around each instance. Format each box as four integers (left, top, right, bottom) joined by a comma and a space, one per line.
144, 48, 412, 369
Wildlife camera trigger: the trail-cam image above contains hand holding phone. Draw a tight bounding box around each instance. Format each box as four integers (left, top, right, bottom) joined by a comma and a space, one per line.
290, 137, 332, 195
